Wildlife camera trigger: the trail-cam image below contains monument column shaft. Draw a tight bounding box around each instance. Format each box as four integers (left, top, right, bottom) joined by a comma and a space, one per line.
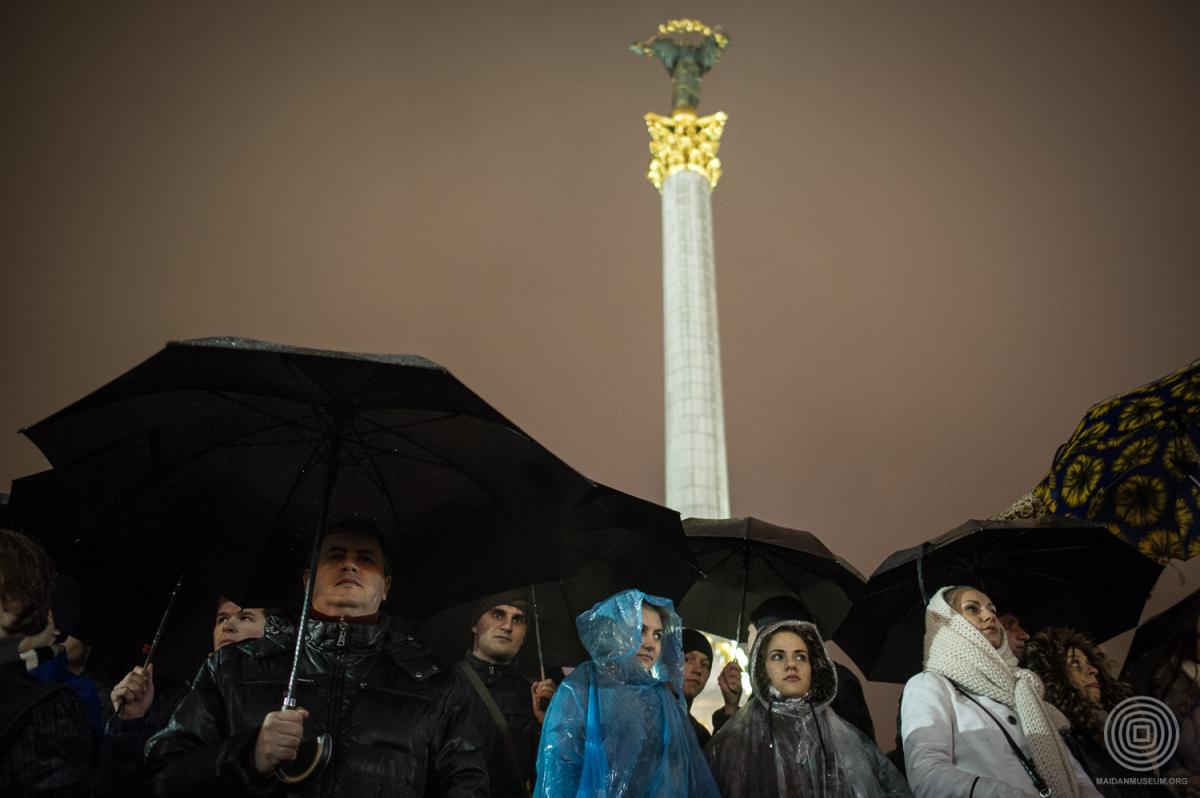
662, 169, 730, 518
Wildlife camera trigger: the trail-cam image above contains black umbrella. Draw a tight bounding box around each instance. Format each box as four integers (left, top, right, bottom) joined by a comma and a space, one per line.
419, 483, 702, 679
1121, 587, 1200, 683
674, 516, 866, 644
21, 337, 597, 776
837, 518, 1163, 683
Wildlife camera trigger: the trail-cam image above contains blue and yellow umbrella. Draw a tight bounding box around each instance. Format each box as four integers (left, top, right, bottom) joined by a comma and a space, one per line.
1034, 358, 1200, 562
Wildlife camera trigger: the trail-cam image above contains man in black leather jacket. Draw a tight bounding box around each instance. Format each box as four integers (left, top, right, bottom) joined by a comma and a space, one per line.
458, 591, 556, 798
144, 521, 487, 797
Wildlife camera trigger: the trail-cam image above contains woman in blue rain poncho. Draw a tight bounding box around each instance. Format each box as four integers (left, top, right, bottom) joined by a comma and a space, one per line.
533, 589, 721, 798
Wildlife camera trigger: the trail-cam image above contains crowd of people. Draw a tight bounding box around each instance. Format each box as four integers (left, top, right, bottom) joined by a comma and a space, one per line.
1, 523, 1197, 797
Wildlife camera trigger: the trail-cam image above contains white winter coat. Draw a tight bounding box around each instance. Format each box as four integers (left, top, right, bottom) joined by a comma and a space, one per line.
901, 671, 1103, 798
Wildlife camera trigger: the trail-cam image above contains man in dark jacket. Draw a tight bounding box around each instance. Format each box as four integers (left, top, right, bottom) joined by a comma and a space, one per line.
681, 628, 714, 747
0, 527, 94, 797
145, 521, 487, 797
459, 590, 556, 797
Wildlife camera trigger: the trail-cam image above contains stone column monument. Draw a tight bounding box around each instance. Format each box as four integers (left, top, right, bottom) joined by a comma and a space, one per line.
632, 20, 731, 519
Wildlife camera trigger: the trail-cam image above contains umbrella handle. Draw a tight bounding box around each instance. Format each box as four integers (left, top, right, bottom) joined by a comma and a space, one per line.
114, 573, 184, 721
276, 732, 332, 783
530, 584, 545, 682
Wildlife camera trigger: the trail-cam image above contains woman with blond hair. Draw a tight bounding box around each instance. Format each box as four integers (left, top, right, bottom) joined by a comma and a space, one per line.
901, 585, 1101, 797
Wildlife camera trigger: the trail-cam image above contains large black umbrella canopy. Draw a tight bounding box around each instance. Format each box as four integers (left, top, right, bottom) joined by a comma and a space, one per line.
419, 483, 703, 678
21, 337, 595, 619
675, 516, 867, 644
837, 518, 1164, 684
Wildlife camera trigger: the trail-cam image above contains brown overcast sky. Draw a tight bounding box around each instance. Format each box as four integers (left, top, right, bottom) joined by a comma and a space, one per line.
3, 1, 1198, 745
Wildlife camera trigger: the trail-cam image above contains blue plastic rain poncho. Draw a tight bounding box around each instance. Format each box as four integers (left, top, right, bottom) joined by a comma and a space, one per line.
534, 589, 721, 798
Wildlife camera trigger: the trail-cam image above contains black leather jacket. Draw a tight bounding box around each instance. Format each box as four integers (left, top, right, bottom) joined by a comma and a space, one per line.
144, 614, 487, 797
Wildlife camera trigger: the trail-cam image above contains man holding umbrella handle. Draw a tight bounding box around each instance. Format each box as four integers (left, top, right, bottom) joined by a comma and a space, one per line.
145, 521, 488, 797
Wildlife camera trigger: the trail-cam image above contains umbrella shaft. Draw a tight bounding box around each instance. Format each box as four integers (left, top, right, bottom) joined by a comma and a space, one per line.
284, 427, 344, 710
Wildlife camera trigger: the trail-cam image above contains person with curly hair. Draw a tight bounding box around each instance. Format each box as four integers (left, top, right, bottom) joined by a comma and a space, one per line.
0, 527, 94, 796
1025, 627, 1171, 797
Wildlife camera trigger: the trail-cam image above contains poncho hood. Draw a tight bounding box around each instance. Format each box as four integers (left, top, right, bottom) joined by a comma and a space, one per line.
575, 588, 684, 694
750, 619, 838, 713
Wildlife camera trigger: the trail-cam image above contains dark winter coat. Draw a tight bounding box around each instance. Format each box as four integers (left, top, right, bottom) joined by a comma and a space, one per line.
0, 644, 94, 797
459, 653, 538, 797
144, 613, 487, 797
95, 683, 189, 798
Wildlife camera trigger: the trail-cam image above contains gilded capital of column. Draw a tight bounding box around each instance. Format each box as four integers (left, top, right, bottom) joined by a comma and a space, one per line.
644, 109, 728, 191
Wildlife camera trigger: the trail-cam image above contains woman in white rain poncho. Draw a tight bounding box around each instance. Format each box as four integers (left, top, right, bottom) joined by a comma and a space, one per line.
705, 618, 911, 797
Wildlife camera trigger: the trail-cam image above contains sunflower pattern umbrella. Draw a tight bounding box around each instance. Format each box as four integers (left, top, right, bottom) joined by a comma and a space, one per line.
1033, 358, 1200, 562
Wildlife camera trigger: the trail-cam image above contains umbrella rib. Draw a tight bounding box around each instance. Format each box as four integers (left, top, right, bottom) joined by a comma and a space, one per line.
699, 548, 743, 576
344, 414, 573, 617
262, 439, 331, 568
209, 390, 330, 435
345, 361, 388, 408
344, 420, 426, 617
756, 551, 814, 598
279, 353, 335, 404
352, 413, 476, 468
369, 414, 576, 585
82, 412, 327, 535
210, 390, 459, 467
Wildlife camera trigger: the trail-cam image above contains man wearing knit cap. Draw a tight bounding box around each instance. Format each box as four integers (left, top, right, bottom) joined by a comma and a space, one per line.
681, 628, 715, 746
460, 589, 557, 798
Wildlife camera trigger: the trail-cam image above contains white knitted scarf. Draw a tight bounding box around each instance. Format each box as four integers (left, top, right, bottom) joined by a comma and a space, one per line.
923, 587, 1078, 798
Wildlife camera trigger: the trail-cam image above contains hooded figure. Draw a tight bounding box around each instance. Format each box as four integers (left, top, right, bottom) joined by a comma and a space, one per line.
705, 619, 911, 797
533, 589, 720, 798
901, 586, 1101, 798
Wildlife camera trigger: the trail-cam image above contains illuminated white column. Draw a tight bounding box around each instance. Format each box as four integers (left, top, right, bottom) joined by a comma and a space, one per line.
661, 168, 729, 518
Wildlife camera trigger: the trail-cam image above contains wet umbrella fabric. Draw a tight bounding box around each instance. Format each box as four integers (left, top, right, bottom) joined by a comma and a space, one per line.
675, 516, 866, 644
1033, 358, 1200, 562
20, 337, 595, 623
837, 518, 1163, 683
1121, 587, 1200, 681
419, 484, 702, 679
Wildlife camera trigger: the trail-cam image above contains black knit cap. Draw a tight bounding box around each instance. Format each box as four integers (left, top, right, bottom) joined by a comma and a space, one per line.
682, 627, 713, 660
469, 588, 531, 627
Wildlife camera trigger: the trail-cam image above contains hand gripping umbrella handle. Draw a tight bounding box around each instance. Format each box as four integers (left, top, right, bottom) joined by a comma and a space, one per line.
114, 573, 184, 721
276, 423, 343, 784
